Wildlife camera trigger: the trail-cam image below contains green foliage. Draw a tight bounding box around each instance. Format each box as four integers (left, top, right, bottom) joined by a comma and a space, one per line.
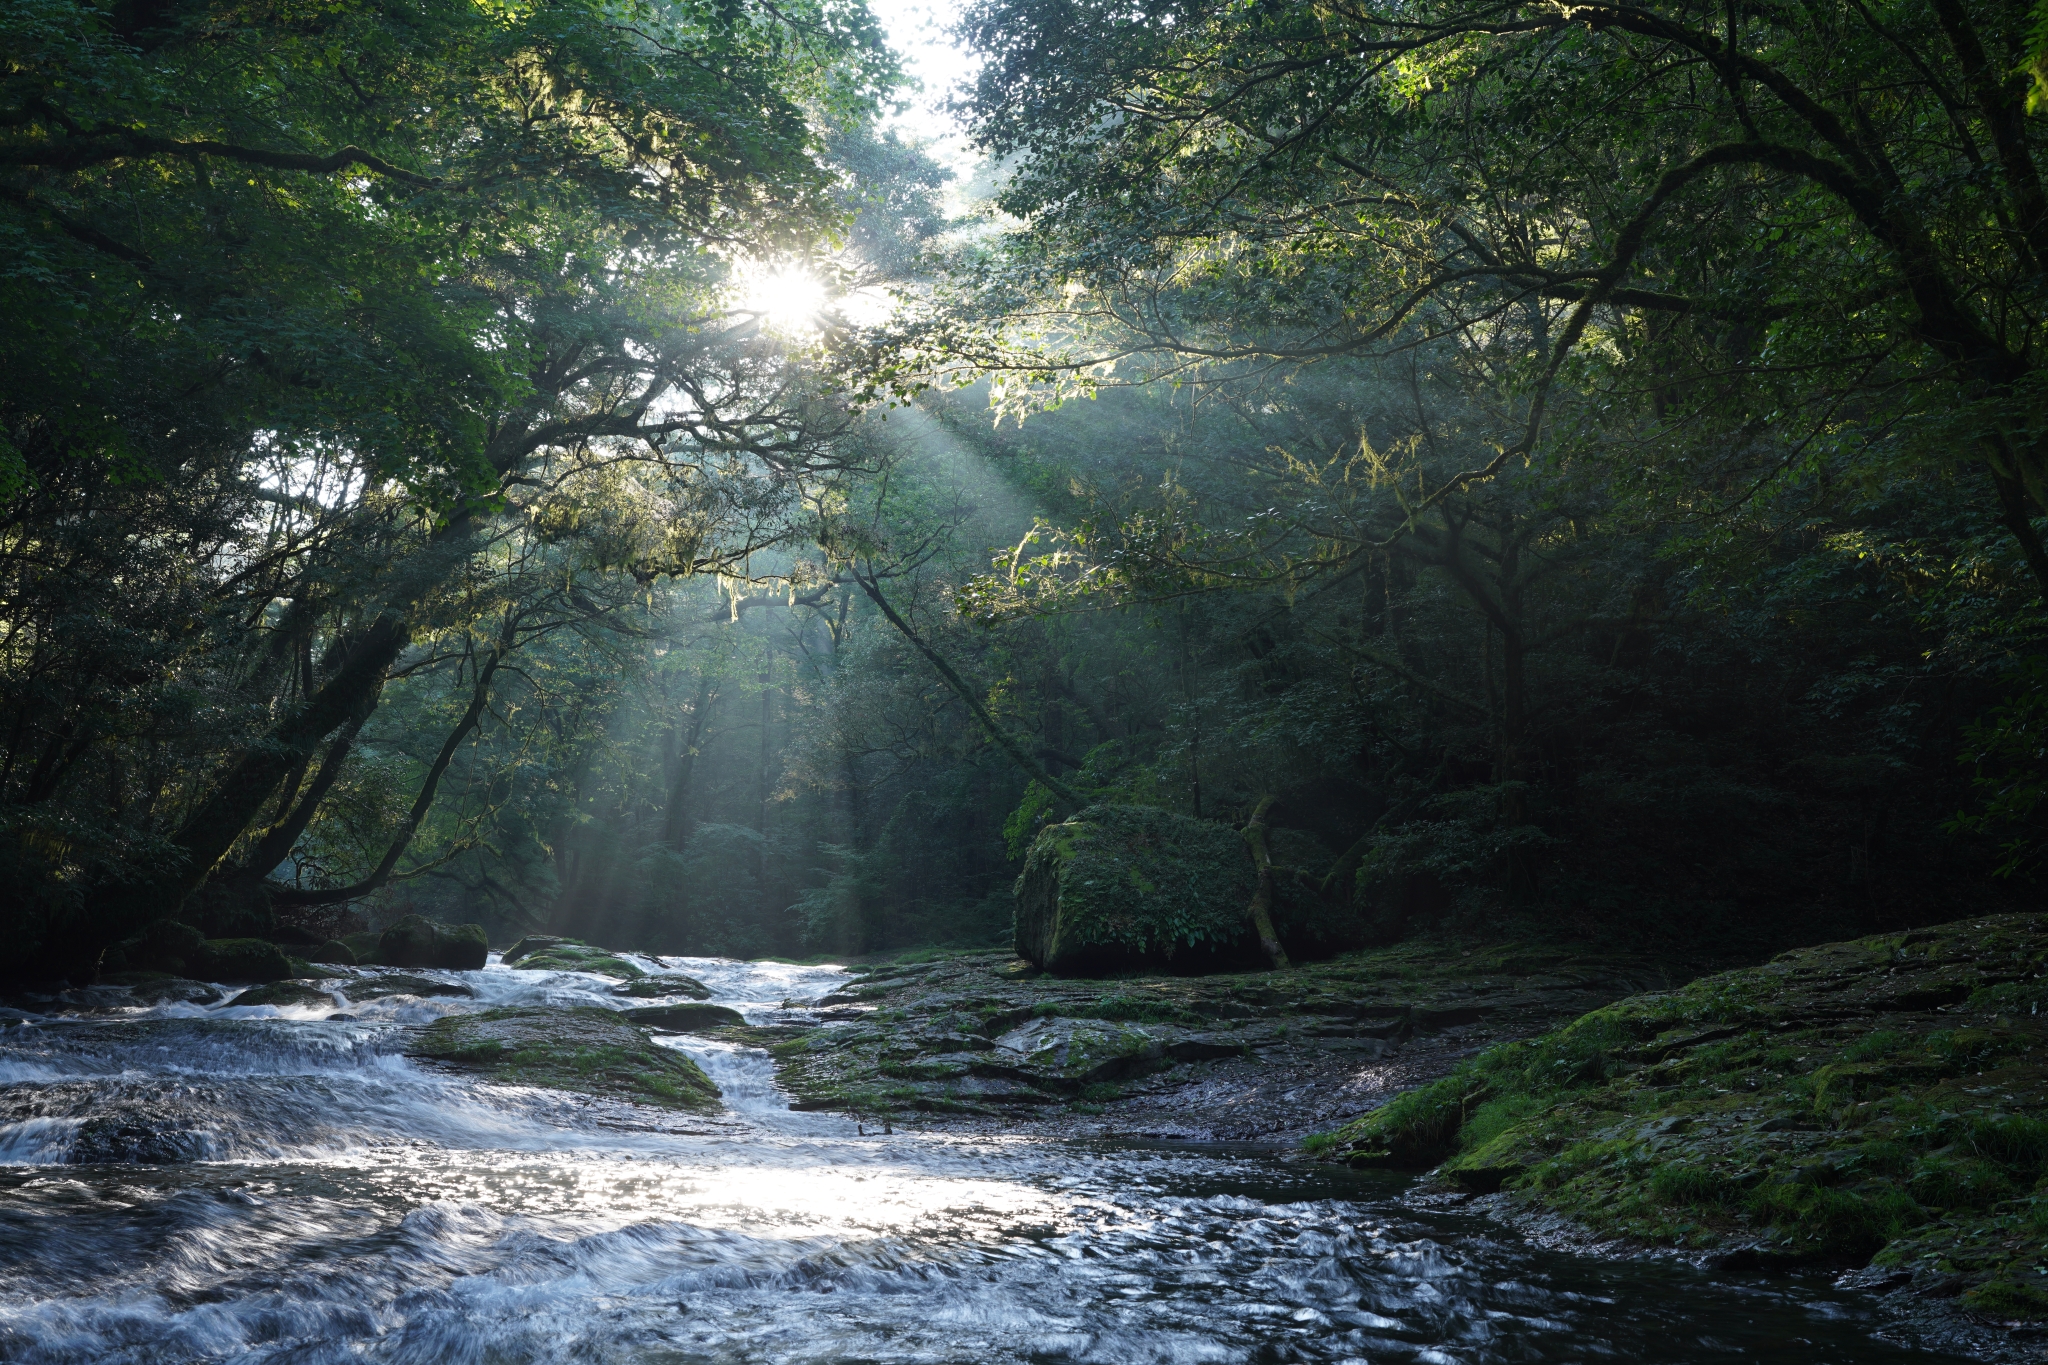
1950, 659, 2048, 878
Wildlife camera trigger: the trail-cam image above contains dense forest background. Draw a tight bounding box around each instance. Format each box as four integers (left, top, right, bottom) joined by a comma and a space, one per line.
4, 0, 2046, 981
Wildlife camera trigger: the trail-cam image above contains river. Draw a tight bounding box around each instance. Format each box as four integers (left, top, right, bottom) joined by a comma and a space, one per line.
0, 956, 1974, 1363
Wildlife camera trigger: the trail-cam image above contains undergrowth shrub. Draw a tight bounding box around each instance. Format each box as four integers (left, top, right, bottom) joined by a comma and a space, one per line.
1650, 1163, 1743, 1208
1969, 1116, 2048, 1172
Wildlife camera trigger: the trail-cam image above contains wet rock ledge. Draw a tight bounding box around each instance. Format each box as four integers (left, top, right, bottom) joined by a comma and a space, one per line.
1315, 913, 2048, 1346
744, 940, 1661, 1141
410, 1006, 721, 1113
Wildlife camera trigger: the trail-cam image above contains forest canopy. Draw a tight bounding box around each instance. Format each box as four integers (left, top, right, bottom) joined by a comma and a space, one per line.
1, 0, 2043, 981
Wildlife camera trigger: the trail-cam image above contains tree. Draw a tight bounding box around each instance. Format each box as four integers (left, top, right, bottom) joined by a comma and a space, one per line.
0, 0, 896, 975
946, 0, 2048, 594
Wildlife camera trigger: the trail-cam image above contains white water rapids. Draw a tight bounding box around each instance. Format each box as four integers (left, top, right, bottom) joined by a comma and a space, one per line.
0, 955, 1974, 1363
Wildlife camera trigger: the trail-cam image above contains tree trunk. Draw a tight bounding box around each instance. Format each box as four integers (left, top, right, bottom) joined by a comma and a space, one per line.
272, 621, 512, 907
1990, 463, 2048, 600
166, 515, 481, 900
1242, 795, 1292, 970
659, 674, 715, 848
754, 661, 773, 836
852, 568, 1084, 810
226, 696, 377, 884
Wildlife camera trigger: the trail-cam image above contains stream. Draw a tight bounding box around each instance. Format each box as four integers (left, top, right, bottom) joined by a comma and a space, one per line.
0, 956, 1975, 1364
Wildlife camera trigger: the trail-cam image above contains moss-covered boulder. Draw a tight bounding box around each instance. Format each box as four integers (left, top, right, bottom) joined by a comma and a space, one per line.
511, 942, 644, 979
341, 931, 381, 961
229, 981, 337, 1009
196, 938, 294, 983
409, 1006, 720, 1112
309, 940, 357, 966
1014, 805, 1260, 973
372, 915, 487, 971
502, 934, 576, 964
624, 1003, 745, 1031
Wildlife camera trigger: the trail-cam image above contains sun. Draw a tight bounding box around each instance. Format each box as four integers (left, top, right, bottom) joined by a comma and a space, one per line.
731, 260, 830, 334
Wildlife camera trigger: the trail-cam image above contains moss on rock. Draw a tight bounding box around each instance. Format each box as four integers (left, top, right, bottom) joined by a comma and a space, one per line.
502, 934, 576, 964
1313, 913, 2048, 1290
1014, 804, 1259, 973
345, 974, 474, 1001
511, 943, 645, 979
615, 974, 712, 999
229, 981, 336, 1009
769, 937, 1646, 1125
408, 1006, 719, 1112
624, 1003, 745, 1030
373, 916, 487, 971
100, 972, 222, 1005
196, 938, 294, 983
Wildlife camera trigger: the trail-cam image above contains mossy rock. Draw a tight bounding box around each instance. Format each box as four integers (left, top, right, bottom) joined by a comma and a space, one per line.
100, 972, 222, 1005
108, 920, 209, 976
624, 1003, 746, 1031
615, 974, 712, 1000
409, 1006, 720, 1112
196, 938, 294, 984
309, 940, 357, 966
373, 915, 487, 971
346, 974, 475, 1001
1313, 912, 2048, 1286
503, 934, 579, 964
1014, 804, 1259, 974
229, 981, 337, 1009
1962, 1279, 2048, 1321
341, 931, 381, 962
987, 1016, 1170, 1086
512, 943, 644, 979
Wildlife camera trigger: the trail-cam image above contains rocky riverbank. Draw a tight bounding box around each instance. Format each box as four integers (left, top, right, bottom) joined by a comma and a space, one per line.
1314, 913, 2048, 1361
716, 939, 1664, 1142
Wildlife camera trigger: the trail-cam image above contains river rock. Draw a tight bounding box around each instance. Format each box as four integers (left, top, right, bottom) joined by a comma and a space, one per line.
105, 920, 208, 976
1014, 804, 1259, 974
309, 940, 357, 966
988, 1016, 1171, 1085
623, 1002, 745, 1031
100, 973, 223, 1006
69, 1117, 211, 1165
371, 916, 487, 971
345, 974, 475, 1000
409, 1006, 721, 1112
228, 981, 336, 1009
614, 974, 713, 999
511, 942, 644, 979
196, 938, 294, 983
341, 931, 381, 961
502, 934, 574, 964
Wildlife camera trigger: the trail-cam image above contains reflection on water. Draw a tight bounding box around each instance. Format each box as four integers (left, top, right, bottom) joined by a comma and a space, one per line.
0, 957, 1971, 1363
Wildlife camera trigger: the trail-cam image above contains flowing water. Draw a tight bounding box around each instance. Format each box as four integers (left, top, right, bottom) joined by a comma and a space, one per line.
0, 957, 1974, 1364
